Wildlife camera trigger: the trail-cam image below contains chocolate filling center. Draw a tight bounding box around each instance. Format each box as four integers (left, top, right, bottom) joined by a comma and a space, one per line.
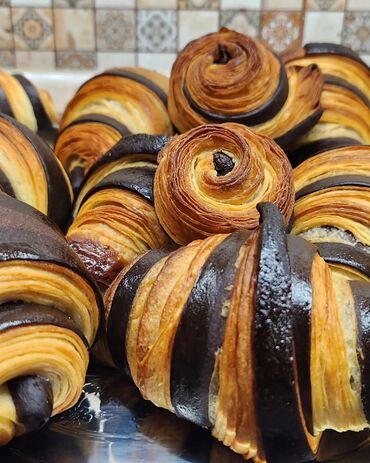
214, 45, 232, 64
213, 151, 235, 176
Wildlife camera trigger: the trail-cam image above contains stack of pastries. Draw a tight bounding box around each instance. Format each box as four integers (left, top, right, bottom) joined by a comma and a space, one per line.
0, 27, 369, 463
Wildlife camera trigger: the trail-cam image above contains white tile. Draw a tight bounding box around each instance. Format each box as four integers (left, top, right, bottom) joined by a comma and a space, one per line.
303, 12, 344, 44
347, 0, 370, 10
220, 0, 261, 8
16, 51, 55, 69
137, 0, 177, 7
178, 11, 219, 50
360, 54, 370, 66
137, 53, 176, 76
97, 52, 136, 69
11, 0, 51, 5
95, 0, 135, 6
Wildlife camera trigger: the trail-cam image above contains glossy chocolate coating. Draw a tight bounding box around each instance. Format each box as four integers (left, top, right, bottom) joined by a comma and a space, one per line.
323, 74, 370, 107
0, 86, 14, 117
296, 175, 370, 200
0, 169, 15, 196
304, 43, 369, 69
316, 242, 370, 278
170, 231, 249, 427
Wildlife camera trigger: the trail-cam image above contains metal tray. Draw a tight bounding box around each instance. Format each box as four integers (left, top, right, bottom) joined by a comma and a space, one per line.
1, 366, 370, 463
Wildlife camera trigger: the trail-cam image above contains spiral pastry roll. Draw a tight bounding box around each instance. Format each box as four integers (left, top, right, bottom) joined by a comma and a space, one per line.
154, 123, 294, 245
0, 192, 102, 446
0, 113, 72, 229
67, 134, 171, 289
60, 67, 173, 136
168, 28, 323, 148
0, 70, 57, 139
292, 145, 370, 281
104, 202, 370, 462
55, 114, 131, 193
284, 44, 370, 161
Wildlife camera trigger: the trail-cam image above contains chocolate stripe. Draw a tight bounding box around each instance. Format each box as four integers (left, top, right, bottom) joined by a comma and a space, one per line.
0, 85, 14, 117
287, 235, 316, 434
170, 231, 250, 428
323, 74, 370, 107
107, 247, 176, 375
316, 242, 370, 278
296, 175, 370, 199
0, 168, 15, 197
351, 281, 370, 421
80, 166, 156, 208
304, 43, 369, 70
289, 138, 360, 168
58, 113, 132, 138
183, 59, 289, 126
13, 74, 53, 131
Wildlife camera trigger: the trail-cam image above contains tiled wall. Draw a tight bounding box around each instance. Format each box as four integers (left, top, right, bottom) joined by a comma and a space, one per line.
0, 0, 369, 74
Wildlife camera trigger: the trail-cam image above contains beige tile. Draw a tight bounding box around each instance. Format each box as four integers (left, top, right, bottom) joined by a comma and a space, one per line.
303, 11, 344, 44
178, 11, 219, 50
220, 10, 260, 36
305, 0, 345, 10
137, 52, 176, 75
53, 0, 93, 6
0, 50, 15, 67
12, 0, 51, 5
262, 11, 303, 53
137, 0, 177, 7
0, 8, 12, 50
54, 8, 95, 51
95, 0, 135, 6
97, 52, 136, 69
12, 8, 54, 50
220, 0, 261, 8
263, 0, 303, 9
15, 50, 55, 69
347, 0, 370, 10
56, 50, 96, 69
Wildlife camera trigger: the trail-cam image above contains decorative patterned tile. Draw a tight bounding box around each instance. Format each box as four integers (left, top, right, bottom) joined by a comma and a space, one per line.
178, 10, 219, 49
12, 0, 51, 5
95, 0, 135, 6
54, 8, 95, 50
261, 11, 303, 53
53, 0, 93, 7
0, 50, 15, 67
12, 8, 54, 50
305, 0, 345, 10
16, 50, 55, 68
178, 0, 219, 8
220, 0, 261, 9
263, 0, 303, 10
137, 0, 177, 8
0, 8, 12, 50
220, 10, 260, 36
137, 10, 177, 53
342, 12, 370, 53
303, 11, 344, 43
56, 50, 96, 69
97, 52, 136, 69
347, 0, 370, 10
137, 52, 176, 75
96, 9, 135, 51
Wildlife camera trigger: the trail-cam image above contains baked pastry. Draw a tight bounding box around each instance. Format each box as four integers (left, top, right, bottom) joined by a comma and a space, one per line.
154, 123, 294, 245
0, 113, 73, 229
292, 145, 370, 280
55, 114, 131, 193
284, 43, 370, 161
104, 201, 370, 462
0, 192, 102, 446
0, 70, 57, 140
67, 134, 171, 289
168, 28, 323, 149
60, 67, 173, 136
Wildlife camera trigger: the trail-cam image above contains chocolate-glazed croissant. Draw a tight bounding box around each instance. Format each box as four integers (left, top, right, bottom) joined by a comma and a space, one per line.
168, 28, 323, 149
67, 134, 171, 289
0, 192, 102, 446
284, 43, 370, 161
104, 202, 370, 463
0, 70, 57, 139
0, 113, 72, 229
60, 67, 173, 136
154, 123, 294, 245
55, 114, 131, 194
292, 145, 370, 281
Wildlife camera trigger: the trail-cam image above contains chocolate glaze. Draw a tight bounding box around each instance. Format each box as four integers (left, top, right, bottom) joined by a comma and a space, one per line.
316, 242, 370, 278
170, 231, 249, 427
0, 113, 72, 229
323, 74, 370, 107
296, 175, 370, 200
58, 113, 132, 138
79, 166, 156, 207
70, 166, 86, 196
287, 235, 316, 435
254, 202, 312, 463
13, 74, 53, 131
0, 168, 14, 196
0, 85, 14, 118
304, 43, 369, 70
85, 134, 168, 179
107, 247, 176, 375
183, 59, 289, 126
351, 281, 370, 421
289, 138, 360, 168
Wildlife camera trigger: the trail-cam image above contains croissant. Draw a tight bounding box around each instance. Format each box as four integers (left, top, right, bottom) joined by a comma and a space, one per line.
55, 114, 131, 193
103, 201, 370, 462
291, 145, 369, 281
168, 28, 323, 149
0, 192, 102, 446
154, 123, 294, 245
283, 43, 370, 161
67, 134, 171, 289
60, 67, 173, 136
0, 70, 57, 140
0, 113, 72, 229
